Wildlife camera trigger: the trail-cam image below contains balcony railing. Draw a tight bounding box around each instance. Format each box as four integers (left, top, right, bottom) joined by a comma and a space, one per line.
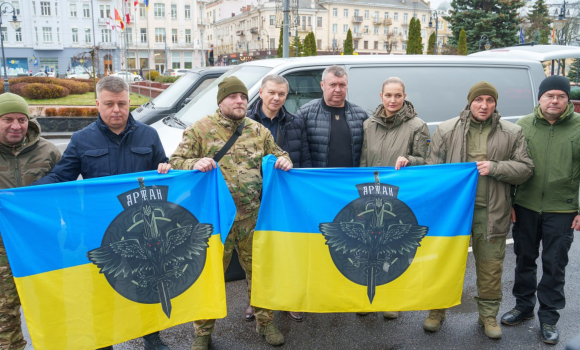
98, 41, 118, 49
297, 25, 313, 32
236, 30, 244, 36
353, 32, 363, 38
384, 18, 393, 26
352, 16, 363, 23
250, 27, 259, 34
373, 17, 382, 25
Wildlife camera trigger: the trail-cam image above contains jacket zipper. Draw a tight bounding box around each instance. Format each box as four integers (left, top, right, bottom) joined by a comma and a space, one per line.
572, 140, 575, 184
540, 124, 554, 214
14, 156, 21, 187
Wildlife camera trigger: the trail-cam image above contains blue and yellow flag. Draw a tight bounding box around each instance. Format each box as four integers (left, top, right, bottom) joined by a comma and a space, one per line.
252, 156, 478, 312
0, 169, 236, 350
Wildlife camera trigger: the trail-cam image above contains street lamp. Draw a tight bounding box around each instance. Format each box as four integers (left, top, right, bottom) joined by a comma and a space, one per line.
553, 1, 567, 75
428, 10, 438, 55
0, 2, 20, 93
478, 34, 491, 51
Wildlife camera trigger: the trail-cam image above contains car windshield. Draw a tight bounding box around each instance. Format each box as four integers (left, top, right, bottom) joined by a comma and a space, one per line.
151, 72, 202, 108
176, 65, 271, 125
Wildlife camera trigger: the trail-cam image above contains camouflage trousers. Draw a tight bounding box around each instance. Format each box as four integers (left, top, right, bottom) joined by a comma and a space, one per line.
0, 246, 26, 350
194, 212, 274, 336
471, 208, 506, 318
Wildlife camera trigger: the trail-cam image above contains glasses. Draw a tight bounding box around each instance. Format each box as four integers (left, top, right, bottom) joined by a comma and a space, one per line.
542, 94, 568, 102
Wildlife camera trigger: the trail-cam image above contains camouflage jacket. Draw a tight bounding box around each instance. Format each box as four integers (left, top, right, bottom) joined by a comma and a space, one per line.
169, 110, 291, 220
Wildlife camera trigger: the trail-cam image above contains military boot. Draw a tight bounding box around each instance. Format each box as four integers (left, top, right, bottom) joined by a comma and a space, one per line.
256, 323, 285, 346
383, 311, 399, 319
143, 332, 170, 350
190, 335, 211, 350
423, 309, 446, 332
478, 316, 502, 339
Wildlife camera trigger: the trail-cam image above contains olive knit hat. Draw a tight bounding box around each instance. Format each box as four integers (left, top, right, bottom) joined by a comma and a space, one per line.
0, 93, 29, 119
467, 81, 498, 106
217, 76, 248, 104
538, 75, 570, 100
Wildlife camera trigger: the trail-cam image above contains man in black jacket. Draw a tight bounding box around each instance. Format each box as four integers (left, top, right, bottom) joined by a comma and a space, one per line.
296, 65, 368, 168
247, 74, 311, 168
245, 74, 309, 322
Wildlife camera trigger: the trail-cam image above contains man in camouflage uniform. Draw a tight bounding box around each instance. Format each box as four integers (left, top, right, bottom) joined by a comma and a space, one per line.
0, 93, 61, 349
169, 76, 292, 350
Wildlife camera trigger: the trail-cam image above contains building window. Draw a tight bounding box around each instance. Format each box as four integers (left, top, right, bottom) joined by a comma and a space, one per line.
99, 5, 111, 19
1, 27, 7, 42
185, 29, 191, 44
34, 27, 38, 42
364, 10, 369, 19
126, 28, 133, 43
363, 25, 369, 34
374, 41, 378, 49
32, 1, 36, 15
421, 29, 425, 37
155, 28, 165, 43
383, 42, 387, 50
154, 3, 165, 18
102, 29, 111, 43
55, 1, 58, 16
332, 24, 337, 33
172, 53, 180, 69
403, 13, 408, 23
171, 4, 177, 19
269, 38, 275, 49
354, 40, 358, 49
403, 28, 408, 36
393, 44, 398, 50
384, 12, 389, 19
56, 27, 60, 42
394, 12, 398, 21
40, 1, 51, 16
422, 14, 426, 23
140, 28, 147, 43
270, 15, 275, 25
185, 5, 190, 19
42, 27, 52, 42
85, 28, 91, 42
139, 4, 146, 17
384, 27, 388, 34
71, 28, 78, 43
184, 51, 192, 69
364, 40, 368, 49
15, 28, 21, 42
393, 27, 398, 35
332, 8, 337, 17
343, 24, 348, 33
374, 26, 378, 35
343, 9, 348, 18
402, 42, 407, 50
354, 9, 359, 17
172, 29, 177, 43
317, 39, 321, 49
70, 3, 77, 17
354, 25, 359, 33
374, 11, 379, 20
83, 4, 90, 18
11, 1, 19, 16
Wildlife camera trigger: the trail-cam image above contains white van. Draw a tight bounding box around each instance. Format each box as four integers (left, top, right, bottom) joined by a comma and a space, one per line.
152, 54, 566, 156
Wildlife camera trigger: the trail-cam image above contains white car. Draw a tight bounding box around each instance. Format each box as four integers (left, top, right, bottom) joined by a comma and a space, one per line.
109, 71, 143, 82
34, 71, 56, 78
171, 69, 189, 77
66, 72, 92, 80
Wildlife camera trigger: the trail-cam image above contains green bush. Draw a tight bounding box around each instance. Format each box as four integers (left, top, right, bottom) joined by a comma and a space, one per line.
146, 71, 160, 81
71, 78, 98, 92
8, 77, 90, 95
570, 86, 580, 100
21, 83, 70, 99
155, 76, 180, 83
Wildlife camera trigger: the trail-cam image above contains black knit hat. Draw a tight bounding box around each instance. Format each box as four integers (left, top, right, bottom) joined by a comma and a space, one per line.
217, 76, 248, 104
538, 75, 570, 100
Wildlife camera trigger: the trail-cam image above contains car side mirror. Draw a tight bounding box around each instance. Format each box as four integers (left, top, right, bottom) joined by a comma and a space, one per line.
180, 98, 192, 109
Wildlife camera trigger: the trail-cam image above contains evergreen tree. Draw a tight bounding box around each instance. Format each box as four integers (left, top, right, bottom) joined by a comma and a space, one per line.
539, 29, 549, 45
444, 0, 524, 54
303, 34, 312, 56
406, 18, 423, 54
414, 17, 423, 54
525, 0, 551, 44
427, 32, 436, 55
289, 35, 304, 57
309, 32, 318, 56
344, 29, 354, 55
457, 28, 467, 55
277, 24, 284, 58
567, 59, 580, 84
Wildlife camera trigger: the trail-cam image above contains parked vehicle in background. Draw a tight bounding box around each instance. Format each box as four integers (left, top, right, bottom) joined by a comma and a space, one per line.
150, 52, 580, 157
34, 71, 56, 78
171, 69, 189, 77
109, 71, 143, 82
132, 66, 230, 125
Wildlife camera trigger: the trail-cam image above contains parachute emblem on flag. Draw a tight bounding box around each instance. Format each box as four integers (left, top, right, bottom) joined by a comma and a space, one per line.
319, 171, 428, 303
88, 178, 213, 318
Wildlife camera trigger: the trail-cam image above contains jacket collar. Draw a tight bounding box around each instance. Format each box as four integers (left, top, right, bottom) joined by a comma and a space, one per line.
459, 104, 501, 132
532, 102, 574, 126
371, 100, 416, 128
214, 109, 245, 131
96, 113, 137, 137
247, 99, 289, 123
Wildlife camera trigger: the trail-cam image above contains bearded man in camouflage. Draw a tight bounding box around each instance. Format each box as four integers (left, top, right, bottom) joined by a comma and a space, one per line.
169, 76, 292, 350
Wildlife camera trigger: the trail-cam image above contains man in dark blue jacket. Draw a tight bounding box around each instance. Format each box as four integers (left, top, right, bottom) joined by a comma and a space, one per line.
296, 65, 368, 168
247, 74, 311, 168
33, 76, 171, 350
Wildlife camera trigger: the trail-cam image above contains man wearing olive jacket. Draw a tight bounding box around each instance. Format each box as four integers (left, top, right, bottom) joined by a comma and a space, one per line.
426, 81, 533, 339
501, 75, 580, 345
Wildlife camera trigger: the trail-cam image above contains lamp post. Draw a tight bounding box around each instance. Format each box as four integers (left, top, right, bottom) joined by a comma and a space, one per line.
428, 10, 438, 55
258, 29, 270, 57
478, 34, 491, 51
553, 1, 567, 75
0, 2, 20, 93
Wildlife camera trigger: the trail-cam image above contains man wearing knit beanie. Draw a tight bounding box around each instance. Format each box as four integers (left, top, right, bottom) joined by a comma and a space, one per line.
170, 76, 292, 349
0, 92, 61, 350
502, 75, 580, 345
425, 82, 533, 339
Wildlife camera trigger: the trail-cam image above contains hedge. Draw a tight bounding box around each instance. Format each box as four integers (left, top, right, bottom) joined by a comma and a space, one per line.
21, 83, 70, 99
45, 107, 98, 117
10, 83, 27, 97
7, 77, 90, 95
71, 78, 99, 92
155, 76, 180, 83
146, 71, 160, 81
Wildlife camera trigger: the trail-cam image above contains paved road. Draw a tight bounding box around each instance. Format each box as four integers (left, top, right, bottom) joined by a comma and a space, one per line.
21, 234, 580, 350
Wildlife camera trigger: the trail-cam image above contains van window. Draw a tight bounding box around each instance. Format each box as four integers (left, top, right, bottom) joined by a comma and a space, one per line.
176, 65, 271, 125
283, 69, 324, 113
189, 77, 217, 99
152, 72, 201, 108
348, 66, 535, 127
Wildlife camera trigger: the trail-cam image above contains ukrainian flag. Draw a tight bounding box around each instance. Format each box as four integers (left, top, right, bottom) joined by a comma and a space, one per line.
252, 155, 478, 312
0, 169, 236, 350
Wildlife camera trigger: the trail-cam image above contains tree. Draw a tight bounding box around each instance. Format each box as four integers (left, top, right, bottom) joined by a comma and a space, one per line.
525, 0, 551, 44
344, 29, 354, 55
309, 32, 318, 56
383, 33, 398, 54
406, 18, 422, 54
567, 59, 580, 84
289, 35, 304, 57
457, 29, 467, 55
412, 17, 423, 54
427, 32, 436, 55
444, 0, 524, 54
277, 24, 284, 58
303, 32, 317, 56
